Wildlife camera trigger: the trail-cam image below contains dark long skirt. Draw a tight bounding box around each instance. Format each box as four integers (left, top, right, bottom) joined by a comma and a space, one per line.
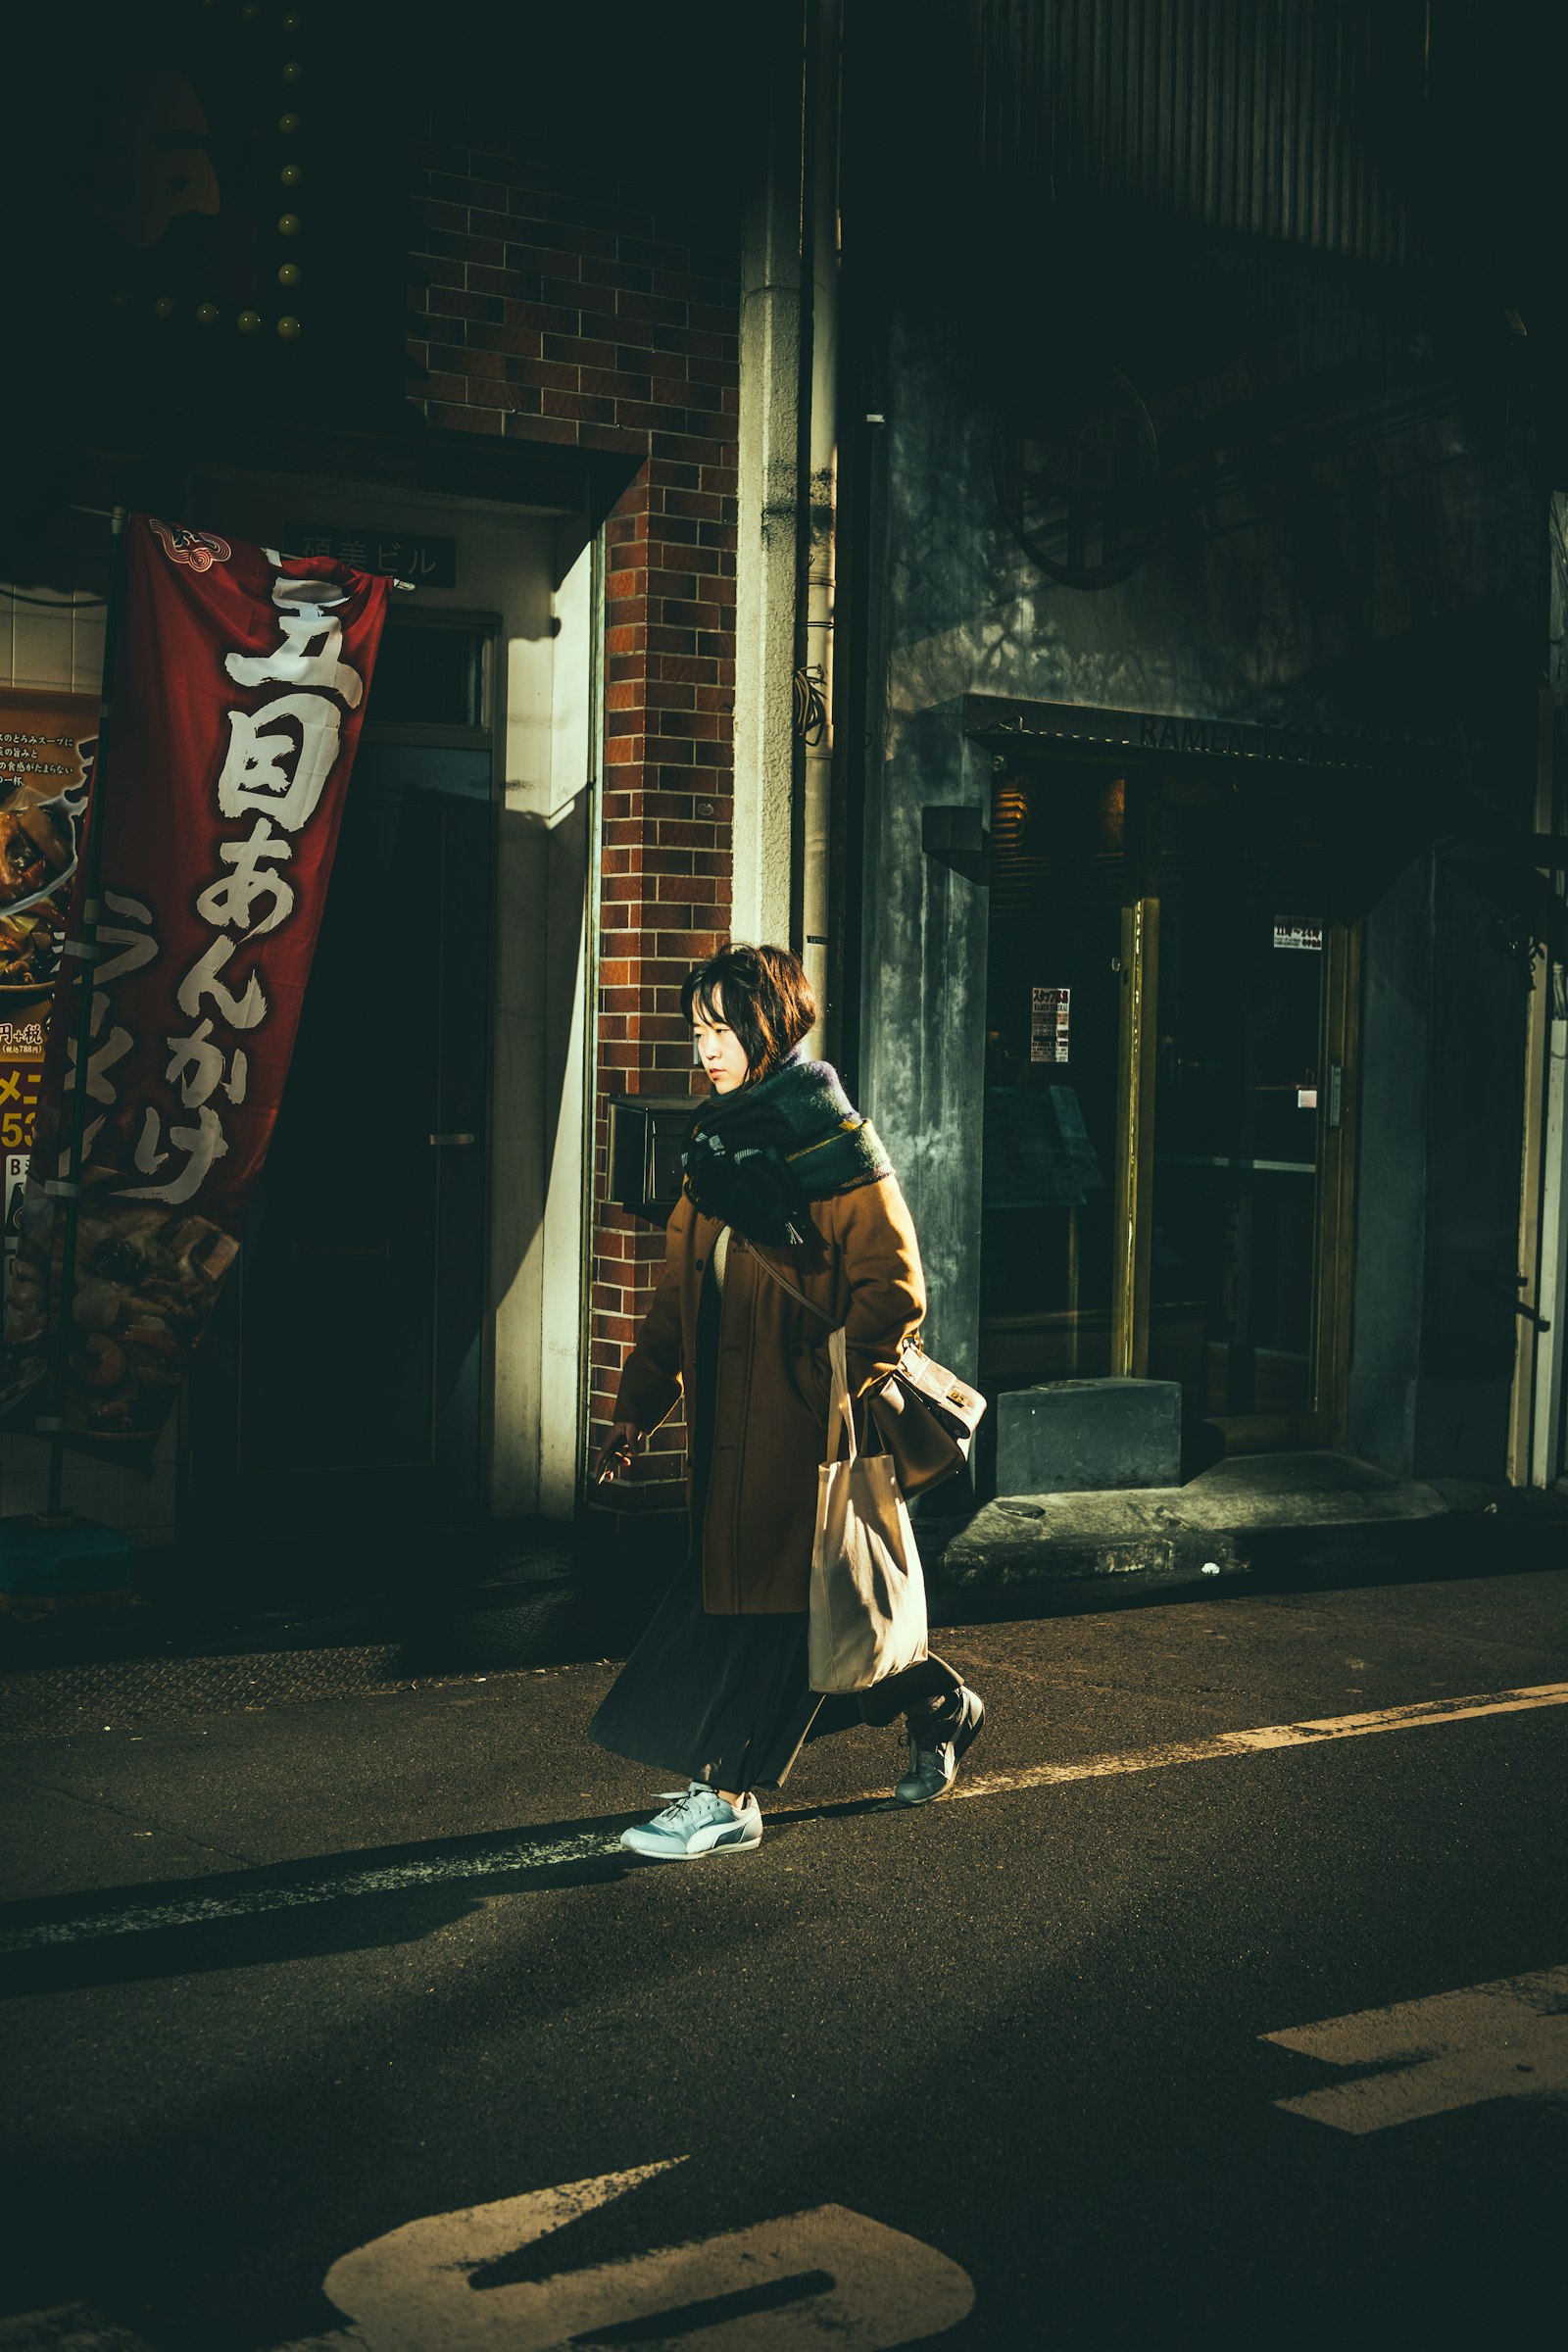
587, 1265, 962, 1791
588, 1263, 824, 1790
586, 1550, 823, 1791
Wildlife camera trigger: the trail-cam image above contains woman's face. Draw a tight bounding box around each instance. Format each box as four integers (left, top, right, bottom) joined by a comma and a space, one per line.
692, 987, 751, 1094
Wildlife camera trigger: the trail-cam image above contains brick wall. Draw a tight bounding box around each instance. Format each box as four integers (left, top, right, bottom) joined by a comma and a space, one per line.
407, 115, 740, 1512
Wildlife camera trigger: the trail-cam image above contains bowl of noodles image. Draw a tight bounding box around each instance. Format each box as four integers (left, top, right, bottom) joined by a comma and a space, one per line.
0, 797, 77, 920
0, 793, 77, 1003
0, 896, 67, 998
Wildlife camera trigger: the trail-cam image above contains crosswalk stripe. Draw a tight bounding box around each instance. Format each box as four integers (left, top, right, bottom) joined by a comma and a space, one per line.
2, 1682, 1564, 1957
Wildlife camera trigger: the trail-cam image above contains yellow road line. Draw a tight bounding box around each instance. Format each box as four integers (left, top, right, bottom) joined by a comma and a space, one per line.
4, 1685, 1565, 1955
943, 1681, 1568, 1804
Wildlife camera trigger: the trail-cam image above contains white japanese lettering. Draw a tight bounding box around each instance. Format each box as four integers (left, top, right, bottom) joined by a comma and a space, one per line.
217, 693, 342, 834
176, 937, 268, 1030
224, 578, 364, 708
164, 1018, 250, 1110
194, 816, 296, 935
91, 891, 160, 988
64, 990, 134, 1106
122, 1102, 230, 1203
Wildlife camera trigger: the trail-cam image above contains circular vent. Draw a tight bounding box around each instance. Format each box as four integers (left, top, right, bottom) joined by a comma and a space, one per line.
994, 368, 1161, 589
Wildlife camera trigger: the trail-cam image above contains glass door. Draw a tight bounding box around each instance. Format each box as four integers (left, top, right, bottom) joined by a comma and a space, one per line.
982, 755, 1359, 1454
1148, 777, 1358, 1447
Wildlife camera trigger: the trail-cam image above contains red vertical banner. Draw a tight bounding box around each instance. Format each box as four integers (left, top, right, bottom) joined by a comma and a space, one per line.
0, 516, 389, 1463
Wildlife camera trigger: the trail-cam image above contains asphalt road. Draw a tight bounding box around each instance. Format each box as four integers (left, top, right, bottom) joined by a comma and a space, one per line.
2, 1561, 1566, 2350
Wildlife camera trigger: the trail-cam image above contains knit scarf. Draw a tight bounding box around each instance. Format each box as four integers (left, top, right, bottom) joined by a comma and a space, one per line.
681, 1050, 894, 1248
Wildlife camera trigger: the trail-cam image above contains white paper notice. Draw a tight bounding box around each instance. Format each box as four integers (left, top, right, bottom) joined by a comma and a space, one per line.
1031, 986, 1071, 1062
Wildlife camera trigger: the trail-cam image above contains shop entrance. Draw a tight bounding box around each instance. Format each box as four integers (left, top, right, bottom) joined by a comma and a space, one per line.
981, 757, 1360, 1456
189, 617, 495, 1539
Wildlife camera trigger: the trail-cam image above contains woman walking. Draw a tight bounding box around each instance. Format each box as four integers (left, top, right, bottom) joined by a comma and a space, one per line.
589, 942, 984, 1860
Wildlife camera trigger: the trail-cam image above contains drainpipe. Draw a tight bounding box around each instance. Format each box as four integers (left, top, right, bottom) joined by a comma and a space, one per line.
731, 13, 807, 949
798, 0, 841, 1052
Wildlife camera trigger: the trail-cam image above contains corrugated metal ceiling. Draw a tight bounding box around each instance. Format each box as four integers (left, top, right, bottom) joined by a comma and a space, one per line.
972, 0, 1429, 266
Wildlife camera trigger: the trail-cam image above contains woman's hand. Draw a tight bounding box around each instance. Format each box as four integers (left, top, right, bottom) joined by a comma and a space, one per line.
592, 1420, 644, 1484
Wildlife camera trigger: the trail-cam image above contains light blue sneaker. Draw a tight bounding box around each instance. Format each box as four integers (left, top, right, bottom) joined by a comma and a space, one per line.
621, 1782, 763, 1860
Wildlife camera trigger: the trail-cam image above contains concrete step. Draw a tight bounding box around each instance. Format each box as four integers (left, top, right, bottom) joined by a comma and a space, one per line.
927, 1452, 1565, 1599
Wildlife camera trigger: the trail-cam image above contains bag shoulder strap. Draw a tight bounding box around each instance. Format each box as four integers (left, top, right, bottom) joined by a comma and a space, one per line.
738, 1235, 928, 1367
736, 1234, 836, 1325
827, 1326, 857, 1462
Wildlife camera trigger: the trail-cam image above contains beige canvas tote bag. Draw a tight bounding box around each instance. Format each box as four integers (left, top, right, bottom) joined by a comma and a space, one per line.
808, 1327, 930, 1694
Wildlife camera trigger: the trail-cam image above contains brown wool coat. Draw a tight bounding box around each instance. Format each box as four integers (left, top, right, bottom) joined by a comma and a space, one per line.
612, 1176, 926, 1614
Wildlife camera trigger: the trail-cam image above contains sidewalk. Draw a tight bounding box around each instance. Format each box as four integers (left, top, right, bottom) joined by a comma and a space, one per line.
928, 1449, 1568, 1601
2, 1453, 1563, 1739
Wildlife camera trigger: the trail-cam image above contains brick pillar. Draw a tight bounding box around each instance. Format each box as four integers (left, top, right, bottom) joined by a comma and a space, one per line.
589, 454, 737, 1512
405, 113, 741, 1515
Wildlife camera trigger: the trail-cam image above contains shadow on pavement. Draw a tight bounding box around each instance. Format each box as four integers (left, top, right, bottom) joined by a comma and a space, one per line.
0, 1813, 645, 1999
0, 1772, 944, 2002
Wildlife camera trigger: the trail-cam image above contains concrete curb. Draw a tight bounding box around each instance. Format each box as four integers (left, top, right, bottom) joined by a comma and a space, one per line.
924, 1460, 1568, 1597
2, 1463, 1561, 1737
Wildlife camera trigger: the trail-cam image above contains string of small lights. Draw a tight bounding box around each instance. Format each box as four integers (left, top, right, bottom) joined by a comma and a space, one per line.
111, 3, 307, 343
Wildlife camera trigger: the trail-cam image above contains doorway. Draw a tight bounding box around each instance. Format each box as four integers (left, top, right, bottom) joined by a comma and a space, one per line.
189, 616, 496, 1539
981, 756, 1360, 1456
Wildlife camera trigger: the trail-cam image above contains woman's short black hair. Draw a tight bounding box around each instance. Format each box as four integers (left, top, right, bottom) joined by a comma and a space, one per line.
680, 942, 817, 1080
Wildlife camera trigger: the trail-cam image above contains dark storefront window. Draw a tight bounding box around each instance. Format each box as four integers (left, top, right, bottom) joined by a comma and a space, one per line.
982, 771, 1124, 1382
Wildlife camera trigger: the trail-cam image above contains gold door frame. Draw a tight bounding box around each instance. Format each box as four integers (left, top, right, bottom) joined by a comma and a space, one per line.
1111, 771, 1161, 1375
1311, 918, 1362, 1450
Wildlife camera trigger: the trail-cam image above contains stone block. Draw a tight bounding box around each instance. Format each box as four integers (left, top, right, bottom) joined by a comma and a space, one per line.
995, 1377, 1182, 1494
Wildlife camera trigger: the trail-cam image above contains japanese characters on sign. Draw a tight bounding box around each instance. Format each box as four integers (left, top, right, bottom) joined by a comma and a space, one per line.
1273, 921, 1324, 952
1030, 986, 1072, 1063
0, 518, 388, 1462
285, 525, 457, 589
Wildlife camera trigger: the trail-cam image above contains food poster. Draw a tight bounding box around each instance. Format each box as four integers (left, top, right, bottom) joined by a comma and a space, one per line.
1, 692, 98, 1300
0, 518, 388, 1464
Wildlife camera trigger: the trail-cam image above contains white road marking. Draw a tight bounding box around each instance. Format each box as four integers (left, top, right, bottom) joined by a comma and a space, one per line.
0, 1827, 625, 1954
3, 1681, 1565, 1957
1263, 1964, 1568, 2133
0, 2170, 975, 2351
264, 2162, 975, 2350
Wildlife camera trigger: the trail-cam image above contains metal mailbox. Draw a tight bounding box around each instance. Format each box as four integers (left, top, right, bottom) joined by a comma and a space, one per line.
606, 1094, 701, 1225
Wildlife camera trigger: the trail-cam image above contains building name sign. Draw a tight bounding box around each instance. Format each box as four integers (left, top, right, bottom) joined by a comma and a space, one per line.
965, 695, 1462, 779
286, 527, 457, 589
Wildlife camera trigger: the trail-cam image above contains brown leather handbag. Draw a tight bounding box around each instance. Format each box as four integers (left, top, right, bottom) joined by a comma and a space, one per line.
740, 1238, 987, 1497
